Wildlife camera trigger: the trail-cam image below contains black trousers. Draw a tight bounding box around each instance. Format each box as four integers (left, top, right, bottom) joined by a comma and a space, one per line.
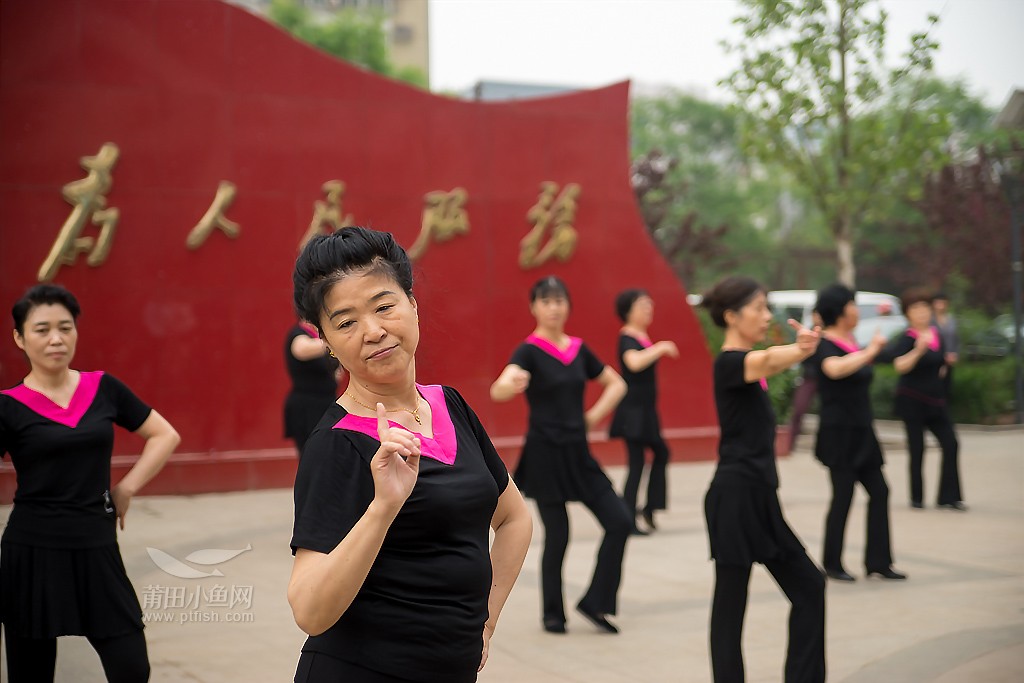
710, 554, 826, 683
903, 413, 962, 505
823, 466, 893, 572
536, 487, 632, 624
621, 437, 669, 515
3, 629, 149, 683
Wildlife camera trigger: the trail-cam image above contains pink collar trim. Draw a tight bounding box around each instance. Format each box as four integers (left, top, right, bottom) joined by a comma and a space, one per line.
759, 378, 769, 392
332, 384, 457, 466
826, 335, 860, 354
1, 371, 103, 428
526, 334, 582, 365
907, 326, 940, 351
298, 322, 319, 338
624, 332, 653, 349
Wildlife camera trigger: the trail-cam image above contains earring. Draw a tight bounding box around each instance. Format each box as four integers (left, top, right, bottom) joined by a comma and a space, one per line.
327, 349, 336, 358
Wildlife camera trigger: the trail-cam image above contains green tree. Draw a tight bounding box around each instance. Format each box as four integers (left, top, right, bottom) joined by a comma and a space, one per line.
630, 90, 811, 290
268, 0, 427, 88
721, 0, 950, 287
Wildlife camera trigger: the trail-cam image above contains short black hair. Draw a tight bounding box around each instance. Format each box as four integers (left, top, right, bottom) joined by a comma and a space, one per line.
529, 275, 570, 305
615, 289, 648, 322
900, 286, 934, 313
700, 276, 765, 328
292, 227, 414, 332
12, 284, 81, 335
814, 284, 856, 327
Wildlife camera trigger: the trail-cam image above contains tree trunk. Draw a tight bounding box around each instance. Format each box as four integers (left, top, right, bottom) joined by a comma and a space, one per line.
836, 218, 856, 288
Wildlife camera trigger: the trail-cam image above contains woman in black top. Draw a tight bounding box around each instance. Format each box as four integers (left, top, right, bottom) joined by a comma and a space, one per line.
1, 284, 180, 683
811, 284, 906, 582
491, 276, 630, 635
283, 321, 340, 455
888, 287, 965, 511
287, 227, 532, 683
700, 276, 825, 683
609, 289, 678, 534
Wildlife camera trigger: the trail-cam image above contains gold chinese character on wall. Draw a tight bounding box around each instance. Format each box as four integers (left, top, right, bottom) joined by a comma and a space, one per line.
186, 181, 239, 250
299, 180, 355, 249
407, 188, 469, 261
519, 181, 581, 269
38, 143, 121, 282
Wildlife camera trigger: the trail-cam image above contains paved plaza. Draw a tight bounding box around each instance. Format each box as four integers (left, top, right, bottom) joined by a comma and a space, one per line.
2, 424, 1022, 682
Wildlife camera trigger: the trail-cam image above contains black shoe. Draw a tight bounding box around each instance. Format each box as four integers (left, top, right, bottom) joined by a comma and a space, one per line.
641, 509, 657, 531
910, 500, 924, 509
825, 567, 856, 582
629, 524, 650, 537
542, 618, 566, 634
937, 501, 968, 512
575, 603, 619, 634
867, 567, 908, 580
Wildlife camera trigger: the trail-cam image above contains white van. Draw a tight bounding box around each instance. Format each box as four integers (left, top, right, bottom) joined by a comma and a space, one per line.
767, 290, 906, 346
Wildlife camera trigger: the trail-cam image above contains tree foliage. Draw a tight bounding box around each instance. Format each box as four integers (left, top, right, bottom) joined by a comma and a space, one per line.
268, 0, 427, 88
721, 0, 951, 286
866, 139, 1024, 312
630, 91, 788, 290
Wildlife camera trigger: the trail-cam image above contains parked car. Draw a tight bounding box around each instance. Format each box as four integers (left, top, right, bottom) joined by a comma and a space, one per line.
964, 313, 1024, 360
766, 290, 904, 344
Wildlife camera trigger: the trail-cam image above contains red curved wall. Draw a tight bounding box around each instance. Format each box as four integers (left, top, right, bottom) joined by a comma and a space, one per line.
0, 0, 715, 465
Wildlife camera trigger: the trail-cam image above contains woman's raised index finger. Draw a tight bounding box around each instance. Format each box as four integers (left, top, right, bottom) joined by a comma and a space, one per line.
376, 402, 388, 439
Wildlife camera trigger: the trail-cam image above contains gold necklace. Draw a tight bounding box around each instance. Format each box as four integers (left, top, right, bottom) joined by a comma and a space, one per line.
344, 392, 423, 425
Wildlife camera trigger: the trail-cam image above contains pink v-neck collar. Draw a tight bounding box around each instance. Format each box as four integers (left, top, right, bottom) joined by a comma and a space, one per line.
526, 334, 582, 365
826, 334, 860, 354
333, 384, 457, 466
623, 331, 653, 349
1, 371, 103, 428
907, 326, 940, 351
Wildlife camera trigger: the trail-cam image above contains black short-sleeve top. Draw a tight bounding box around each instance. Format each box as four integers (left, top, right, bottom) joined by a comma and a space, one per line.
810, 336, 874, 428
284, 323, 338, 397
508, 335, 605, 444
616, 333, 657, 405
0, 371, 152, 548
711, 351, 779, 488
290, 384, 509, 682
889, 327, 947, 407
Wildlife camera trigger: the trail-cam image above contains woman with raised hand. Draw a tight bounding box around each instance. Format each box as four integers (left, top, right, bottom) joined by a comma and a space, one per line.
1, 284, 180, 683
287, 227, 532, 683
700, 276, 826, 683
811, 284, 906, 582
609, 288, 678, 535
490, 275, 631, 635
889, 287, 965, 511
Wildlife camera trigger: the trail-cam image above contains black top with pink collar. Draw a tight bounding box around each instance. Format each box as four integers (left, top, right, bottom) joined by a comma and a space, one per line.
290, 384, 509, 683
0, 371, 152, 549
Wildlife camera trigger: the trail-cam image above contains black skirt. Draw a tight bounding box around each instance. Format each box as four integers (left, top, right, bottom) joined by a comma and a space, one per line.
609, 402, 662, 442
514, 437, 614, 504
0, 540, 144, 639
704, 482, 806, 567
814, 424, 884, 471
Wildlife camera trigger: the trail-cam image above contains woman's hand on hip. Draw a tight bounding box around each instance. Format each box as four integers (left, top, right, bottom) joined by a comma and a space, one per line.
371, 403, 421, 513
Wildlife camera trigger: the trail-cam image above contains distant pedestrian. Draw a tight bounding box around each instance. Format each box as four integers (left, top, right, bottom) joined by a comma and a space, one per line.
931, 292, 959, 399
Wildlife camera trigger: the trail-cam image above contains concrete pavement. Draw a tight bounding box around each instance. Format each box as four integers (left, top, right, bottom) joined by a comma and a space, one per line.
2, 427, 1022, 682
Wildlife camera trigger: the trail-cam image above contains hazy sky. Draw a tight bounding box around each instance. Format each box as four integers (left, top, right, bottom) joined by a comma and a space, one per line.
429, 0, 1023, 109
